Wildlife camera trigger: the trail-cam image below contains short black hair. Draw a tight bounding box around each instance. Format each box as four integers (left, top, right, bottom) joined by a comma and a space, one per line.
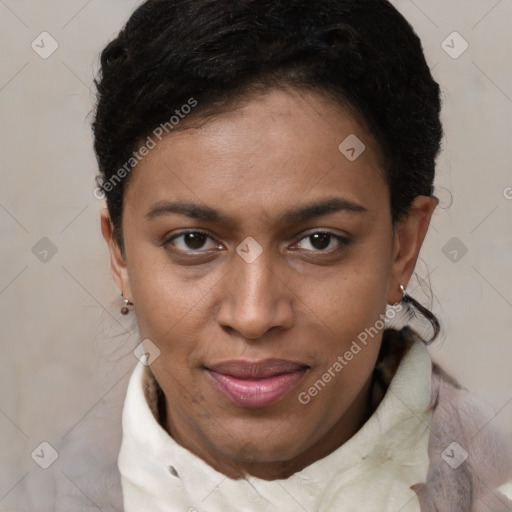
92, 0, 443, 341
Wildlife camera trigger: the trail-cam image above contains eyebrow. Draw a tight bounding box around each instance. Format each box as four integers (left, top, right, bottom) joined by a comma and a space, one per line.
145, 197, 368, 224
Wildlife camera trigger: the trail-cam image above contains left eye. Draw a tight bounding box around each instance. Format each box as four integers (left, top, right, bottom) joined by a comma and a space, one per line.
294, 232, 349, 252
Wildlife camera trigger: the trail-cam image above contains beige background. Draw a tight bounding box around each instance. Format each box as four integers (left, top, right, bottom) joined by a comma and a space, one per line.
1, 0, 511, 508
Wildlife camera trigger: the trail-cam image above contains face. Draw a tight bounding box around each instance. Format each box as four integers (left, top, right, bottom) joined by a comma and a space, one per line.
102, 87, 436, 479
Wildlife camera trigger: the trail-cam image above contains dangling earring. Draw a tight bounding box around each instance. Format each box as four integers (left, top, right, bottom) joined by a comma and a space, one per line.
120, 293, 134, 315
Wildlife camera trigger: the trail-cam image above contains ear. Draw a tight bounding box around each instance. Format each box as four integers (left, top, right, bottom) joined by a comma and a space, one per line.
387, 195, 438, 305
100, 208, 132, 301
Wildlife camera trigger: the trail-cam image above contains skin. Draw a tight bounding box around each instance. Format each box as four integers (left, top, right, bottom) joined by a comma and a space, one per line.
101, 86, 437, 480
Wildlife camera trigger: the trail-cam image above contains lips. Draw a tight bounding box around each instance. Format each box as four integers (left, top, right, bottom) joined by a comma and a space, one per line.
205, 359, 309, 408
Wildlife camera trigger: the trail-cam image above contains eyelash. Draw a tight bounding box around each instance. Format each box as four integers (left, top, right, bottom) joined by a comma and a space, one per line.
163, 229, 351, 255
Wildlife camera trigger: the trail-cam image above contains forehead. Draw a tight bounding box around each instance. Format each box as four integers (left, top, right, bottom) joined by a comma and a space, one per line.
124, 87, 388, 222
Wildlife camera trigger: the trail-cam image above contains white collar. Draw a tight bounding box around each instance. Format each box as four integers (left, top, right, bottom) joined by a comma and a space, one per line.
118, 329, 433, 511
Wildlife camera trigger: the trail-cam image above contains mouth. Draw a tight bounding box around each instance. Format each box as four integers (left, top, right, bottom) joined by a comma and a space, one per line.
204, 359, 310, 408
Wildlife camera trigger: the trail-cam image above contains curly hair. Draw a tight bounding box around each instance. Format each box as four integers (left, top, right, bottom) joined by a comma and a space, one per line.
92, 0, 443, 340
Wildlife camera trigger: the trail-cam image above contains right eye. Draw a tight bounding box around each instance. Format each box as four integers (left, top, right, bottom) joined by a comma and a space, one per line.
164, 230, 223, 253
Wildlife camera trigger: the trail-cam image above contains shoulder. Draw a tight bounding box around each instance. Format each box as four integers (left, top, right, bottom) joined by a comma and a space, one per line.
417, 355, 512, 511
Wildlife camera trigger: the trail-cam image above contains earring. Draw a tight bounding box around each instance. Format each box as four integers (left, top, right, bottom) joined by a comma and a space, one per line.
399, 284, 414, 306
391, 284, 407, 306
120, 293, 134, 315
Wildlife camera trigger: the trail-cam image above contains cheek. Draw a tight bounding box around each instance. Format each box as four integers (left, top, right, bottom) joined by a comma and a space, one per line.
300, 239, 392, 395
295, 277, 385, 433
307, 277, 385, 376
127, 243, 218, 339
306, 246, 392, 334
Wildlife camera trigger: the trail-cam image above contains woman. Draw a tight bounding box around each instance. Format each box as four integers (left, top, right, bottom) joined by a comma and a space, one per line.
90, 0, 512, 510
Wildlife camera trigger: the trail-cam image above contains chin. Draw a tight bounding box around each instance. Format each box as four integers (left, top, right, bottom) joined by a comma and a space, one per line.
209, 426, 305, 464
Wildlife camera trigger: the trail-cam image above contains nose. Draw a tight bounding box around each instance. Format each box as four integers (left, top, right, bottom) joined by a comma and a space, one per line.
216, 249, 295, 341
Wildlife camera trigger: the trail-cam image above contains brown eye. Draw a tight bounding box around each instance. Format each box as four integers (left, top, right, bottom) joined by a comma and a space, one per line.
182, 232, 208, 250
166, 231, 219, 252
308, 233, 330, 250
295, 231, 350, 253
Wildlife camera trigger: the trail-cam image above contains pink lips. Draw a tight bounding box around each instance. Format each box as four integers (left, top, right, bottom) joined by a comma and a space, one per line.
205, 359, 309, 408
